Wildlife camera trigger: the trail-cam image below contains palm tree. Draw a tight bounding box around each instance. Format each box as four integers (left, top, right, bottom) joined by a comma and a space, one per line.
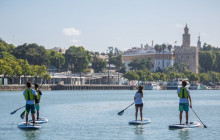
162, 44, 167, 71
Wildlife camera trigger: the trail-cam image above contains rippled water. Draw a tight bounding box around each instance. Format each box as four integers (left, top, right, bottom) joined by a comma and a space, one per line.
0, 90, 219, 140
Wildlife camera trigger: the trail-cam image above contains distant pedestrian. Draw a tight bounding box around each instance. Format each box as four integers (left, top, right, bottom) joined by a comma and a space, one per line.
23, 81, 37, 126
35, 84, 42, 120
177, 80, 192, 125
134, 86, 144, 121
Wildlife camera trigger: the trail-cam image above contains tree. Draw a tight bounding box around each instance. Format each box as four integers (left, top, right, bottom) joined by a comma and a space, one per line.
128, 57, 154, 71
110, 54, 124, 70
0, 38, 15, 54
168, 44, 172, 52
65, 46, 92, 74
0, 52, 17, 78
30, 65, 47, 83
199, 73, 210, 83
123, 70, 139, 81
13, 43, 50, 66
18, 59, 31, 84
136, 70, 146, 83
92, 58, 107, 73
199, 51, 216, 72
48, 50, 65, 72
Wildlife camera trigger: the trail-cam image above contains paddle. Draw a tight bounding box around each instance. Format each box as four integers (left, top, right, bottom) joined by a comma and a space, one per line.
10, 105, 26, 115
20, 81, 45, 119
118, 102, 134, 116
191, 107, 207, 128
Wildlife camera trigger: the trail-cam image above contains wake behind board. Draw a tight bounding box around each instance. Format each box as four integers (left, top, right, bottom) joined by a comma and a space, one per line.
169, 121, 200, 129
17, 122, 41, 130
29, 117, 48, 124
129, 118, 151, 125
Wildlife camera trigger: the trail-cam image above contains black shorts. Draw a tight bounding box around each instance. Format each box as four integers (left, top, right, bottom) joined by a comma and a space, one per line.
135, 104, 143, 107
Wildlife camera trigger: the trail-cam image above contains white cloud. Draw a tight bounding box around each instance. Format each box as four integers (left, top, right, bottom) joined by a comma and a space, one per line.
62, 28, 81, 36
175, 24, 184, 28
70, 39, 81, 44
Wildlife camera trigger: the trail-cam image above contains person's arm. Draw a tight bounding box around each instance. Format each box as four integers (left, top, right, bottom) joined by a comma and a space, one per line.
188, 94, 192, 108
23, 90, 26, 99
177, 88, 180, 97
134, 93, 136, 102
141, 91, 143, 98
39, 91, 42, 100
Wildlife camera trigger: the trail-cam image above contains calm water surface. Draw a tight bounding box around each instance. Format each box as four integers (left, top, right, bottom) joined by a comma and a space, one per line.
0, 90, 219, 140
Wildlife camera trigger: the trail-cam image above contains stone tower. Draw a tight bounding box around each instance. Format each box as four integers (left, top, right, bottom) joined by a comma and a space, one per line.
174, 25, 199, 73
182, 25, 190, 48
197, 35, 201, 48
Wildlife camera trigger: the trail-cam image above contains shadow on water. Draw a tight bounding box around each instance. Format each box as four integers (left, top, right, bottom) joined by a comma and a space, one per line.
178, 129, 189, 140
23, 130, 40, 140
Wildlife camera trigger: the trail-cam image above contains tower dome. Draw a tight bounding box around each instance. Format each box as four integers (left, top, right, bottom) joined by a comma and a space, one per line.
184, 24, 189, 34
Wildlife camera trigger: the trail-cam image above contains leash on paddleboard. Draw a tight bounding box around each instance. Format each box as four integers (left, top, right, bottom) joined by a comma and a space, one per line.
20, 81, 45, 119
191, 107, 207, 128
118, 102, 135, 116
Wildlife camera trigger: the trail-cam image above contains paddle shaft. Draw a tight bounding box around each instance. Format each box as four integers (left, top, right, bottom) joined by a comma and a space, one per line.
10, 105, 26, 114
123, 102, 135, 111
191, 108, 207, 127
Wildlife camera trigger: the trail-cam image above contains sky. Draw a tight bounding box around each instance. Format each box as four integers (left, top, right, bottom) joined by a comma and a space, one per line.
0, 0, 220, 53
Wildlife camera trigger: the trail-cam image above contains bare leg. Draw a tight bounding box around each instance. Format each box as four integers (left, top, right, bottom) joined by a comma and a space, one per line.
135, 106, 138, 121
37, 111, 39, 120
31, 113, 35, 126
185, 111, 189, 124
26, 114, 29, 126
179, 111, 183, 125
140, 107, 143, 121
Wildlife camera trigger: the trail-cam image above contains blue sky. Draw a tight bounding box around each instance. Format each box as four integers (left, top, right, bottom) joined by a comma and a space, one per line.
0, 0, 219, 52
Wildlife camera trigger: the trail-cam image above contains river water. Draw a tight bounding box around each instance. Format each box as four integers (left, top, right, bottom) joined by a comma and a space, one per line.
0, 90, 219, 140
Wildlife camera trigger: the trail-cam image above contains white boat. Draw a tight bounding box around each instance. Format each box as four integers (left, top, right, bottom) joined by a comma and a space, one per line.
166, 78, 190, 90
189, 84, 200, 90
145, 82, 160, 90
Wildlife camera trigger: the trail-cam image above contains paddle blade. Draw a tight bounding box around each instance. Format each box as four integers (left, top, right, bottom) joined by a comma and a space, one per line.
118, 110, 124, 116
20, 111, 25, 119
204, 125, 207, 128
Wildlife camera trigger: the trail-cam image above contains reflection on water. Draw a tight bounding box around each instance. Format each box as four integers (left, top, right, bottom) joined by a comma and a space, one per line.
134, 125, 145, 135
133, 125, 145, 140
24, 130, 40, 140
178, 129, 189, 140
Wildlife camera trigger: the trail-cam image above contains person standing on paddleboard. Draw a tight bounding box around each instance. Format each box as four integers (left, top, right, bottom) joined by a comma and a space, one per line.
23, 81, 37, 126
177, 80, 192, 125
34, 84, 42, 121
134, 86, 144, 121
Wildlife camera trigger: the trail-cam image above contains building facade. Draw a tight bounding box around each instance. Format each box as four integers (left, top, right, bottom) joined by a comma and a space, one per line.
174, 25, 199, 73
123, 47, 174, 72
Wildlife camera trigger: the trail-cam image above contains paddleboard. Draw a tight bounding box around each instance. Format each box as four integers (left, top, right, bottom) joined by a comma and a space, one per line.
129, 118, 151, 125
29, 117, 48, 124
169, 121, 200, 129
17, 122, 41, 130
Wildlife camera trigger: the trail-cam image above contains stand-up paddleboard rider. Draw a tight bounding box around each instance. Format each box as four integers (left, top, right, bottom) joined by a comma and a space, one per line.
177, 80, 192, 125
34, 84, 42, 121
134, 86, 144, 121
23, 81, 37, 126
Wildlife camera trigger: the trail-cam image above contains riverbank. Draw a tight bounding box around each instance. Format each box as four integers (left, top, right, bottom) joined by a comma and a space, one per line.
0, 84, 135, 91
0, 84, 219, 91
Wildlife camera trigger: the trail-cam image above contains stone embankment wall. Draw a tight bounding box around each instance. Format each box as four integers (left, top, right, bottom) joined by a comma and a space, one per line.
51, 85, 134, 90
0, 85, 51, 91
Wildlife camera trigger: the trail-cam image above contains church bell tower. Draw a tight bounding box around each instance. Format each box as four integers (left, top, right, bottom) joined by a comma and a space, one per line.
182, 24, 190, 48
